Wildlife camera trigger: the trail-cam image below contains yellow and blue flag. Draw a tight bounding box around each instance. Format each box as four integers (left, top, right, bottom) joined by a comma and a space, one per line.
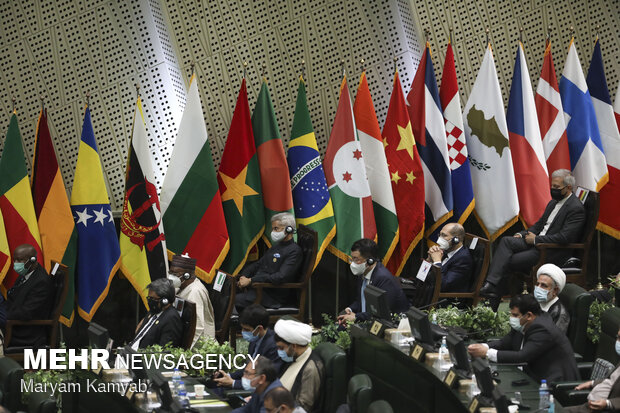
71, 107, 120, 322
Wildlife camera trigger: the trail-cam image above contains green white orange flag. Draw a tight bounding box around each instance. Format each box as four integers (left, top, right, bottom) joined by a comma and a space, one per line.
120, 97, 168, 307
31, 109, 77, 326
0, 113, 43, 292
354, 72, 399, 262
324, 76, 376, 261
218, 79, 264, 275
161, 74, 229, 283
252, 80, 295, 247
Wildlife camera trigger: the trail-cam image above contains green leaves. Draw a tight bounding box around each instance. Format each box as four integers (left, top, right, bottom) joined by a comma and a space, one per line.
428, 302, 510, 340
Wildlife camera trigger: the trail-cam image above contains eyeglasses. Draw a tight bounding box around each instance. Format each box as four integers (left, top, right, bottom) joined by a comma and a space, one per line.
242, 370, 257, 378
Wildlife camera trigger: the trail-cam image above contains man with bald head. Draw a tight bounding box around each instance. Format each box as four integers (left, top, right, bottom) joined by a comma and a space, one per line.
428, 223, 474, 293
6, 244, 54, 347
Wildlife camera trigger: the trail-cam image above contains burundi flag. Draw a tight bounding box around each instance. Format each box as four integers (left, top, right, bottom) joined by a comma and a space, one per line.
535, 40, 571, 173
560, 38, 608, 191
407, 44, 453, 236
462, 44, 519, 241
354, 72, 399, 262
218, 79, 264, 275
161, 74, 229, 282
252, 79, 295, 247
288, 78, 336, 269
324, 76, 376, 261
120, 97, 168, 308
0, 113, 43, 291
587, 40, 620, 239
383, 72, 425, 276
507, 43, 551, 227
32, 109, 77, 326
71, 107, 120, 321
440, 41, 474, 224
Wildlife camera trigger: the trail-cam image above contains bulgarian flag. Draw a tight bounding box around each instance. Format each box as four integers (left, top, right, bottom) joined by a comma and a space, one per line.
324, 76, 376, 261
31, 109, 77, 326
161, 73, 229, 283
252, 79, 294, 247
218, 79, 264, 275
0, 113, 43, 292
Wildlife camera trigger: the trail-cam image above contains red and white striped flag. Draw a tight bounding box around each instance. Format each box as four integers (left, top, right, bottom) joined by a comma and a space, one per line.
535, 41, 571, 174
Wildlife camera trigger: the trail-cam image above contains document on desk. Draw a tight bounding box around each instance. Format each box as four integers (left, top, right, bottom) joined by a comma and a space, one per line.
189, 399, 229, 408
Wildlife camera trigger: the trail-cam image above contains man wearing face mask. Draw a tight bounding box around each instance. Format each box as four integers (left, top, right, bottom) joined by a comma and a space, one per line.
235, 213, 303, 313
5, 244, 54, 347
467, 294, 579, 382
167, 253, 215, 347
231, 356, 282, 413
337, 238, 409, 325
129, 278, 182, 350
427, 223, 473, 293
274, 319, 323, 413
480, 169, 585, 303
534, 263, 570, 334
565, 327, 620, 412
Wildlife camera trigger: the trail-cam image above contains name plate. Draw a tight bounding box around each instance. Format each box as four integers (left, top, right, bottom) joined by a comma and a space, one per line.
443, 368, 458, 388
369, 320, 384, 336
410, 343, 425, 361
468, 396, 479, 413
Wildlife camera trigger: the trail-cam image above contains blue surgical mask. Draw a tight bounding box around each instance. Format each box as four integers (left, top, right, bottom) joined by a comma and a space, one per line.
13, 262, 27, 276
241, 377, 255, 391
242, 328, 260, 343
278, 348, 294, 363
534, 286, 550, 303
616, 341, 620, 357
509, 316, 523, 333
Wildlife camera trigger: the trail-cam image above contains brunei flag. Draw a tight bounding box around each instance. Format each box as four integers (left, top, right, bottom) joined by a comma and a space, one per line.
218, 79, 264, 275
32, 109, 77, 326
252, 79, 295, 247
71, 107, 120, 321
0, 113, 43, 292
120, 98, 167, 308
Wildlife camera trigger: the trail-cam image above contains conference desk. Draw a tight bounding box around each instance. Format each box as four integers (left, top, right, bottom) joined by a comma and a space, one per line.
349, 324, 567, 412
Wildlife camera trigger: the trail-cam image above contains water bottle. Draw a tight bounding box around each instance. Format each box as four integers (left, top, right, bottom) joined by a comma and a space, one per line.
469, 373, 480, 398
177, 380, 189, 408
432, 313, 437, 324
538, 379, 550, 410
171, 368, 181, 396
439, 336, 451, 372
548, 394, 555, 413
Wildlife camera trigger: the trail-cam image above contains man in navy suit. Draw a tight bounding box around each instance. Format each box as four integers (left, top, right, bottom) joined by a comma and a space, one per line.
428, 223, 473, 293
337, 238, 409, 324
215, 304, 282, 389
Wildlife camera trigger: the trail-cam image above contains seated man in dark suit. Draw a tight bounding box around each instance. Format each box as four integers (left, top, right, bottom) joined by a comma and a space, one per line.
337, 238, 410, 324
129, 278, 182, 349
5, 244, 55, 347
468, 294, 579, 383
565, 326, 620, 412
427, 223, 473, 292
214, 304, 282, 389
231, 356, 282, 413
480, 169, 586, 300
236, 212, 303, 312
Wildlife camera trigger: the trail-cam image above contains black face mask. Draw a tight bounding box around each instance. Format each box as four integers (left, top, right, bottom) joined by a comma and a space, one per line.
147, 297, 161, 314
550, 187, 565, 201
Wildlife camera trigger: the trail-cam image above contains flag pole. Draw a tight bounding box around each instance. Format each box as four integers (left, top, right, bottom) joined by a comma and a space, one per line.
11, 95, 16, 114
243, 60, 248, 79
360, 58, 365, 73
597, 231, 602, 289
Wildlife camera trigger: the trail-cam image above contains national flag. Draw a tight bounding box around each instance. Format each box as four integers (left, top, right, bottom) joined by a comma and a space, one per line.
161, 73, 230, 282
218, 79, 264, 275
354, 72, 399, 262
615, 82, 620, 133
559, 38, 608, 191
383, 72, 425, 276
407, 44, 453, 236
120, 97, 168, 308
507, 43, 551, 227
252, 80, 294, 247
587, 40, 620, 239
440, 42, 475, 224
535, 40, 571, 173
462, 44, 519, 241
0, 211, 9, 283
287, 78, 336, 269
324, 76, 376, 261
71, 107, 120, 321
0, 113, 43, 292
31, 109, 77, 326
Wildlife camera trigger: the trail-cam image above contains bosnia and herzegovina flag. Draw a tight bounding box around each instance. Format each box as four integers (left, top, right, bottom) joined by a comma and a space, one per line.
31, 109, 77, 326
120, 98, 167, 308
71, 106, 120, 321
0, 113, 43, 292
288, 78, 335, 269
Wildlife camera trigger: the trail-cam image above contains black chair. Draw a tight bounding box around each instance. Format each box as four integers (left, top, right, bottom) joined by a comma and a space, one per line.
559, 283, 594, 358
0, 356, 24, 412
314, 342, 347, 412
367, 400, 393, 413
207, 270, 236, 344
28, 391, 57, 413
346, 374, 373, 413
174, 298, 196, 349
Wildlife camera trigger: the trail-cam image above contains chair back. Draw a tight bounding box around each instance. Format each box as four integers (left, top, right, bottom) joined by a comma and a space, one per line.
0, 357, 24, 412
49, 261, 69, 346
580, 190, 600, 246
292, 224, 318, 318
590, 358, 615, 381
207, 271, 236, 343
347, 373, 373, 413
175, 298, 197, 349
367, 400, 393, 413
464, 234, 490, 294
559, 283, 594, 356
597, 306, 620, 365
28, 391, 57, 413
315, 342, 347, 412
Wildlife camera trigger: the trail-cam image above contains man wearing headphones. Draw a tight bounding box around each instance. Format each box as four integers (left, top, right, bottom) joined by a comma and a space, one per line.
6, 244, 54, 347
427, 223, 473, 293
168, 254, 215, 347
235, 212, 302, 313
337, 238, 409, 324
130, 278, 182, 350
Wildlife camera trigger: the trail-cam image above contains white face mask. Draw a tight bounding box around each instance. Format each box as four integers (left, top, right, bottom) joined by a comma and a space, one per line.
437, 237, 451, 251
167, 274, 182, 289
271, 230, 286, 243
350, 261, 366, 275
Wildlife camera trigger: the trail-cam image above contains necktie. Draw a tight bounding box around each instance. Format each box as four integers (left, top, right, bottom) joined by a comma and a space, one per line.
361, 278, 368, 313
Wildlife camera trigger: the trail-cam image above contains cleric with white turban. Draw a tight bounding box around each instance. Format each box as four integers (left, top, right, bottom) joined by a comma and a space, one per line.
535, 263, 570, 334
274, 319, 313, 346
